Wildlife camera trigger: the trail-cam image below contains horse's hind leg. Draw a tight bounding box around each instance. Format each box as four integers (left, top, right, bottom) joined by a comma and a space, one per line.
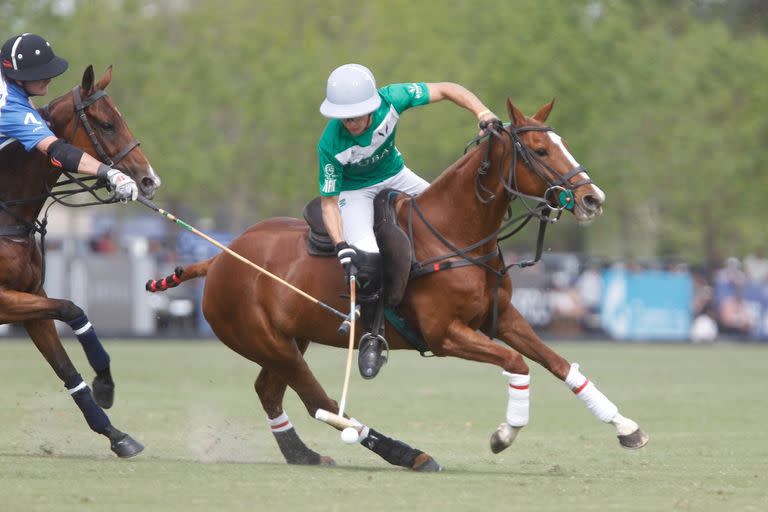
23, 318, 143, 458
495, 305, 649, 449
255, 340, 335, 466
249, 335, 440, 471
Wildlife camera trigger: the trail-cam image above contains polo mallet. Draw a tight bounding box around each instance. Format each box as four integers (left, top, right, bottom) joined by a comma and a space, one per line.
324, 275, 362, 444
136, 196, 348, 322
338, 275, 357, 418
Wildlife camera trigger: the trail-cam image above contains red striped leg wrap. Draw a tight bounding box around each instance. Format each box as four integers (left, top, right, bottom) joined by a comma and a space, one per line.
502, 371, 530, 427
268, 412, 293, 433
565, 363, 618, 423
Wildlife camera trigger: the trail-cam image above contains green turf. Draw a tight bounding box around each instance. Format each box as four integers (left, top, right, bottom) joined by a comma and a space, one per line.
0, 339, 766, 511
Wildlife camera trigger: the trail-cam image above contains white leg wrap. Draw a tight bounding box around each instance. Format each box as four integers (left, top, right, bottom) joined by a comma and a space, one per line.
502, 371, 530, 427
565, 363, 618, 423
267, 412, 293, 433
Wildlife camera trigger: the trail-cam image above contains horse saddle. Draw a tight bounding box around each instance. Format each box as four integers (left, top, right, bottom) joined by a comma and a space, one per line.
302, 189, 413, 307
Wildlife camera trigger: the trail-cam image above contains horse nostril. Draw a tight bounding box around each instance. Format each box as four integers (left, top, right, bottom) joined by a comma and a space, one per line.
141, 176, 160, 190
582, 194, 601, 212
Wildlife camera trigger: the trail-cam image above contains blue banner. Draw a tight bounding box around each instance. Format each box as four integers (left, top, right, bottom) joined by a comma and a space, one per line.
600, 269, 693, 341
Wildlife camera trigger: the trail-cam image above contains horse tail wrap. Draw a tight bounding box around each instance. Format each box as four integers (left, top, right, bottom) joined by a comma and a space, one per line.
145, 258, 214, 293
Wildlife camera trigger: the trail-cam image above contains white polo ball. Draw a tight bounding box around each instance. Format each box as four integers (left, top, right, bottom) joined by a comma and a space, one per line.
341, 427, 359, 444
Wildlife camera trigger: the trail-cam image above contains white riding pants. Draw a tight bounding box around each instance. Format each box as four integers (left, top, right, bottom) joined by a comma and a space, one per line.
339, 166, 429, 253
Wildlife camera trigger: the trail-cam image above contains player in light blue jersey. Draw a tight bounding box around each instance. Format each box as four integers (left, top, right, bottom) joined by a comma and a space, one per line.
317, 63, 499, 379
0, 33, 137, 201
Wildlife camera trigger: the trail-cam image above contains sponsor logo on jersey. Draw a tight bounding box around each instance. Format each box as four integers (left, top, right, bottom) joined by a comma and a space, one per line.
407, 83, 424, 99
322, 178, 336, 194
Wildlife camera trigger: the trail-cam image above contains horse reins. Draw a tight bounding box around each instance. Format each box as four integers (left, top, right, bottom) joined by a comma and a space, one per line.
0, 86, 141, 286
405, 119, 592, 338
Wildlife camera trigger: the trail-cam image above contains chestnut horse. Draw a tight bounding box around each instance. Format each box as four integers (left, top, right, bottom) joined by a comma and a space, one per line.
150, 99, 647, 470
0, 66, 160, 457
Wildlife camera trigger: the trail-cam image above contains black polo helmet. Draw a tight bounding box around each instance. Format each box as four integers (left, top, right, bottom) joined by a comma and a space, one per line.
1, 33, 68, 81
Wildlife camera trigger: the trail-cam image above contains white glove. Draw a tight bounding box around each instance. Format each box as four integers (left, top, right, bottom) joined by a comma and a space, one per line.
98, 166, 138, 202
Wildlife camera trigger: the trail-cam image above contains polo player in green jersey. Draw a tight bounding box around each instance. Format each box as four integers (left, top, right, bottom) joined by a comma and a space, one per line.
317, 63, 498, 379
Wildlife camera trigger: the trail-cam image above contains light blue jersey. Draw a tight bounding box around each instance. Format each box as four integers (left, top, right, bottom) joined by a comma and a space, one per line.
0, 75, 54, 152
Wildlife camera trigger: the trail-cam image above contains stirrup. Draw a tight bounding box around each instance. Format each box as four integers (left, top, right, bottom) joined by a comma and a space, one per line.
357, 332, 389, 380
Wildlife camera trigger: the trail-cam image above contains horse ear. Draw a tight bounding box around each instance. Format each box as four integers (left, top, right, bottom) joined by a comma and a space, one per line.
95, 65, 113, 91
81, 65, 95, 93
506, 98, 526, 127
533, 98, 556, 122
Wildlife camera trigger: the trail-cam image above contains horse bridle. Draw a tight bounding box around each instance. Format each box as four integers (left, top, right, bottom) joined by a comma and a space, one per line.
405, 118, 597, 340
68, 85, 140, 167
0, 86, 142, 259
480, 118, 593, 215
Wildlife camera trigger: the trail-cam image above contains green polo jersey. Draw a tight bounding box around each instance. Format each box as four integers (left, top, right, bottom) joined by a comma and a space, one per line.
317, 82, 430, 196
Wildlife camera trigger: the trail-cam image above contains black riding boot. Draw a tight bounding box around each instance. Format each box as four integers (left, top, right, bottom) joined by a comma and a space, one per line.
358, 297, 388, 379
354, 251, 388, 379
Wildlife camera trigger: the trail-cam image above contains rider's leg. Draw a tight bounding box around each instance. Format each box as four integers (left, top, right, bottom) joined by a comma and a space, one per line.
353, 251, 388, 379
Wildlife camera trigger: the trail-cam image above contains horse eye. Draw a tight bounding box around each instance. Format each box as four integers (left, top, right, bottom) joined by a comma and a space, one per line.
535, 148, 548, 157
100, 122, 114, 131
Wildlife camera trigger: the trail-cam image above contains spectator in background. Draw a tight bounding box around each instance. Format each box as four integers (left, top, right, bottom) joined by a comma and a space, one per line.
718, 288, 753, 337
690, 305, 719, 343
575, 260, 603, 332
548, 271, 586, 335
91, 230, 117, 254
691, 267, 714, 317
744, 247, 768, 284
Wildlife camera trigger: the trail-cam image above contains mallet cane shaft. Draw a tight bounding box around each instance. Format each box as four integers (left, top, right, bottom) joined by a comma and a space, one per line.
136, 196, 347, 320
338, 275, 357, 418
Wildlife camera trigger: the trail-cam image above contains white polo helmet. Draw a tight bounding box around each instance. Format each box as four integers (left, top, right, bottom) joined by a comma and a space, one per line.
320, 63, 381, 119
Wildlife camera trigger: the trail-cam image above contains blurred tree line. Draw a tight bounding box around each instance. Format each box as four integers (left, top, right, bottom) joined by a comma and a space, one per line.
2, 0, 766, 271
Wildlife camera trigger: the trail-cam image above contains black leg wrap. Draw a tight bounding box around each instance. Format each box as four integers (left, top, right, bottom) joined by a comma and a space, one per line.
273, 428, 323, 465
92, 367, 115, 409
362, 428, 422, 468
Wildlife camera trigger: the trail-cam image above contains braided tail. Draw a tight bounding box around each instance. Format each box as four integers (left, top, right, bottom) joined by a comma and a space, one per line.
145, 258, 213, 293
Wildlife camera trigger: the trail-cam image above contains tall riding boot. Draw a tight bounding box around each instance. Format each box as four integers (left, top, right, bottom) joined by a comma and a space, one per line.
357, 297, 388, 379
354, 250, 388, 379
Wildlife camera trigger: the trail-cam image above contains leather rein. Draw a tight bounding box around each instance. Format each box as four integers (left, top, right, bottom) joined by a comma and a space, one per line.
404, 119, 593, 337
0, 85, 140, 238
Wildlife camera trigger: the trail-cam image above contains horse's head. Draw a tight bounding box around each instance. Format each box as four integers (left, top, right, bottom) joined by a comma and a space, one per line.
44, 65, 161, 199
504, 99, 604, 224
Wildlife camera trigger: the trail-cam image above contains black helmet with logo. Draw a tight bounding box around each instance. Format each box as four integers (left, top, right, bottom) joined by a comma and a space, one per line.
1, 33, 68, 81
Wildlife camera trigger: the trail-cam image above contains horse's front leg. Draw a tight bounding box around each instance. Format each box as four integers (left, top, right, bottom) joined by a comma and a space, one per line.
426, 318, 534, 452
0, 288, 115, 408
21, 316, 143, 458
494, 302, 649, 450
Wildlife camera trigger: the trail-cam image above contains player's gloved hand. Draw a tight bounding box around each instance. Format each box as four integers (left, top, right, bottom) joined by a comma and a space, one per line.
97, 164, 138, 202
477, 109, 501, 135
335, 242, 358, 284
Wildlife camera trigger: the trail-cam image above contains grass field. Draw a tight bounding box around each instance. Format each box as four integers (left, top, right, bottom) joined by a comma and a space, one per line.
0, 338, 766, 512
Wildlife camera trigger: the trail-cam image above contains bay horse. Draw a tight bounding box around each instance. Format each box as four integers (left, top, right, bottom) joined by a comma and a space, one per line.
149, 98, 647, 470
0, 65, 160, 457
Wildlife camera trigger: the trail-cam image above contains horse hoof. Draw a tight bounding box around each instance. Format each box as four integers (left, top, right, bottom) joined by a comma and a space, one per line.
319, 456, 337, 466
618, 428, 649, 449
111, 434, 144, 458
92, 374, 115, 409
490, 423, 520, 454
412, 453, 442, 472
